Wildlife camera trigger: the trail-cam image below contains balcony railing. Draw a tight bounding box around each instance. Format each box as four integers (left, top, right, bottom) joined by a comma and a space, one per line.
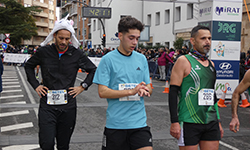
37, 31, 49, 37
33, 12, 48, 18
33, 1, 48, 8
35, 21, 49, 27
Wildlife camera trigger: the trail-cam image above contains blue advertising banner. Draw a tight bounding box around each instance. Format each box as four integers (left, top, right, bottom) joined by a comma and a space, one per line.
213, 60, 239, 79
212, 21, 241, 41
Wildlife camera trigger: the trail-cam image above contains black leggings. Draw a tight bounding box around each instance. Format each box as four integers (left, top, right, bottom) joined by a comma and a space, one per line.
38, 108, 76, 150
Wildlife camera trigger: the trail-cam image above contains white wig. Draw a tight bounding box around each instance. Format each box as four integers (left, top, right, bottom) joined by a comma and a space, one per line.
40, 14, 80, 49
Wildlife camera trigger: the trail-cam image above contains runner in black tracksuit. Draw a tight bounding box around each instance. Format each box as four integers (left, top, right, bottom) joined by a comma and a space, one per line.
25, 42, 96, 150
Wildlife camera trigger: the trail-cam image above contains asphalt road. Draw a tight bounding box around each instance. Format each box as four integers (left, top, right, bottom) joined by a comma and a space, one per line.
0, 65, 250, 150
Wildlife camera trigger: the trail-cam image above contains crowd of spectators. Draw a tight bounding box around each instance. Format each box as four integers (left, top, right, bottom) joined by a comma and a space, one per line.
82, 45, 190, 81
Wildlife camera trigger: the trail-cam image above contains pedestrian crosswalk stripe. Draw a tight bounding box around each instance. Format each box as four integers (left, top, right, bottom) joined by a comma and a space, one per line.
2, 79, 18, 81
2, 89, 22, 93
2, 144, 40, 150
0, 95, 24, 99
2, 82, 19, 85
2, 75, 17, 79
2, 101, 26, 105
0, 110, 29, 117
3, 85, 21, 88
2, 76, 17, 78
1, 122, 33, 132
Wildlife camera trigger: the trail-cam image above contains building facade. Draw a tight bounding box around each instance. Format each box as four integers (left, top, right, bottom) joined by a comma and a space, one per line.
241, 0, 250, 53
89, 0, 199, 49
60, 0, 91, 48
21, 0, 57, 46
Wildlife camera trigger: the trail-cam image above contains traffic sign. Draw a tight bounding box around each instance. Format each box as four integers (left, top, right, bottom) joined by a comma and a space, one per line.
5, 33, 10, 38
5, 38, 10, 44
1, 42, 8, 50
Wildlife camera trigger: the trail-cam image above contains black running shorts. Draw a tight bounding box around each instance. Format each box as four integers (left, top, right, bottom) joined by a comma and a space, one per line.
178, 121, 221, 146
102, 126, 153, 150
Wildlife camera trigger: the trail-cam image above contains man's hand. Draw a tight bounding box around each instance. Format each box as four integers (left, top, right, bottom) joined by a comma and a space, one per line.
131, 82, 150, 97
229, 117, 240, 133
170, 122, 181, 139
219, 122, 224, 138
68, 86, 85, 98
35, 85, 49, 98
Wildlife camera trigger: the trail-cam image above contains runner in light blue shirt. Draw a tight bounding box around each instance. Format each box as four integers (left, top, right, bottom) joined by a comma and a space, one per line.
93, 49, 150, 129
93, 16, 153, 150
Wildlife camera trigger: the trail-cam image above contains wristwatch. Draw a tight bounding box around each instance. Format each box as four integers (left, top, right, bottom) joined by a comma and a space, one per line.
81, 83, 88, 89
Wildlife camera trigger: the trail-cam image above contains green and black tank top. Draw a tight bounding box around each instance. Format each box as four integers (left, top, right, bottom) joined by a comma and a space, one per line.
178, 54, 220, 124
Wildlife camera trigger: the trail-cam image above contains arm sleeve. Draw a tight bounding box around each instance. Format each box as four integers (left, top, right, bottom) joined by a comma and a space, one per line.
78, 53, 97, 90
169, 85, 180, 123
24, 50, 41, 90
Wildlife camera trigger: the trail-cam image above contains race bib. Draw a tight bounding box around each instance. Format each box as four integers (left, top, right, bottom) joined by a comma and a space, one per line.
47, 90, 68, 105
198, 89, 214, 106
119, 83, 140, 101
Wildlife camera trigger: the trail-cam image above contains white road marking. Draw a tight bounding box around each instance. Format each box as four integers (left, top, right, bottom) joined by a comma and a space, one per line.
1, 89, 22, 93
2, 144, 40, 150
2, 79, 18, 81
0, 110, 29, 117
0, 95, 24, 99
2, 76, 17, 78
2, 82, 19, 85
76, 77, 83, 82
3, 85, 21, 88
1, 122, 33, 132
2, 101, 26, 104
16, 66, 38, 118
219, 141, 239, 150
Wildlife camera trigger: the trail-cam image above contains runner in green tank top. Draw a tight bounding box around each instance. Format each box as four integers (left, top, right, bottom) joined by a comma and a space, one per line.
168, 25, 224, 150
178, 54, 218, 124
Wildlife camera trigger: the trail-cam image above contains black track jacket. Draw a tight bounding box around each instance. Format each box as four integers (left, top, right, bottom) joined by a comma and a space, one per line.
24, 44, 97, 109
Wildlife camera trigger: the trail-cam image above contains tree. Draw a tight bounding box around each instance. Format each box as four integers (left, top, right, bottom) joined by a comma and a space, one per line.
0, 0, 41, 45
173, 37, 184, 50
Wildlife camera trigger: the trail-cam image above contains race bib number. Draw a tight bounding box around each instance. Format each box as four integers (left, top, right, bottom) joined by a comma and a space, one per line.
119, 83, 140, 101
198, 89, 214, 106
47, 90, 68, 105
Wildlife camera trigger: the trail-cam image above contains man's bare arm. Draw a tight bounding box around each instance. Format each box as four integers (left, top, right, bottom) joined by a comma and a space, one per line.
231, 70, 250, 117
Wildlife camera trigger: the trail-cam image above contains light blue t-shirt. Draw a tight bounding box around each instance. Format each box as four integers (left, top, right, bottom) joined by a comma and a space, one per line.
93, 49, 150, 129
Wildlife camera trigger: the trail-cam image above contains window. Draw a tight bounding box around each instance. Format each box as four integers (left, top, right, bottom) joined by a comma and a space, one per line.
93, 20, 96, 31
147, 14, 151, 26
49, 0, 53, 5
165, 9, 170, 24
187, 3, 193, 19
24, 4, 31, 7
155, 12, 160, 26
155, 43, 161, 47
175, 6, 181, 22
40, 0, 44, 3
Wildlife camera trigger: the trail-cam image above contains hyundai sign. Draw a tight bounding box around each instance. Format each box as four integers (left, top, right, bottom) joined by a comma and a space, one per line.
213, 60, 239, 79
